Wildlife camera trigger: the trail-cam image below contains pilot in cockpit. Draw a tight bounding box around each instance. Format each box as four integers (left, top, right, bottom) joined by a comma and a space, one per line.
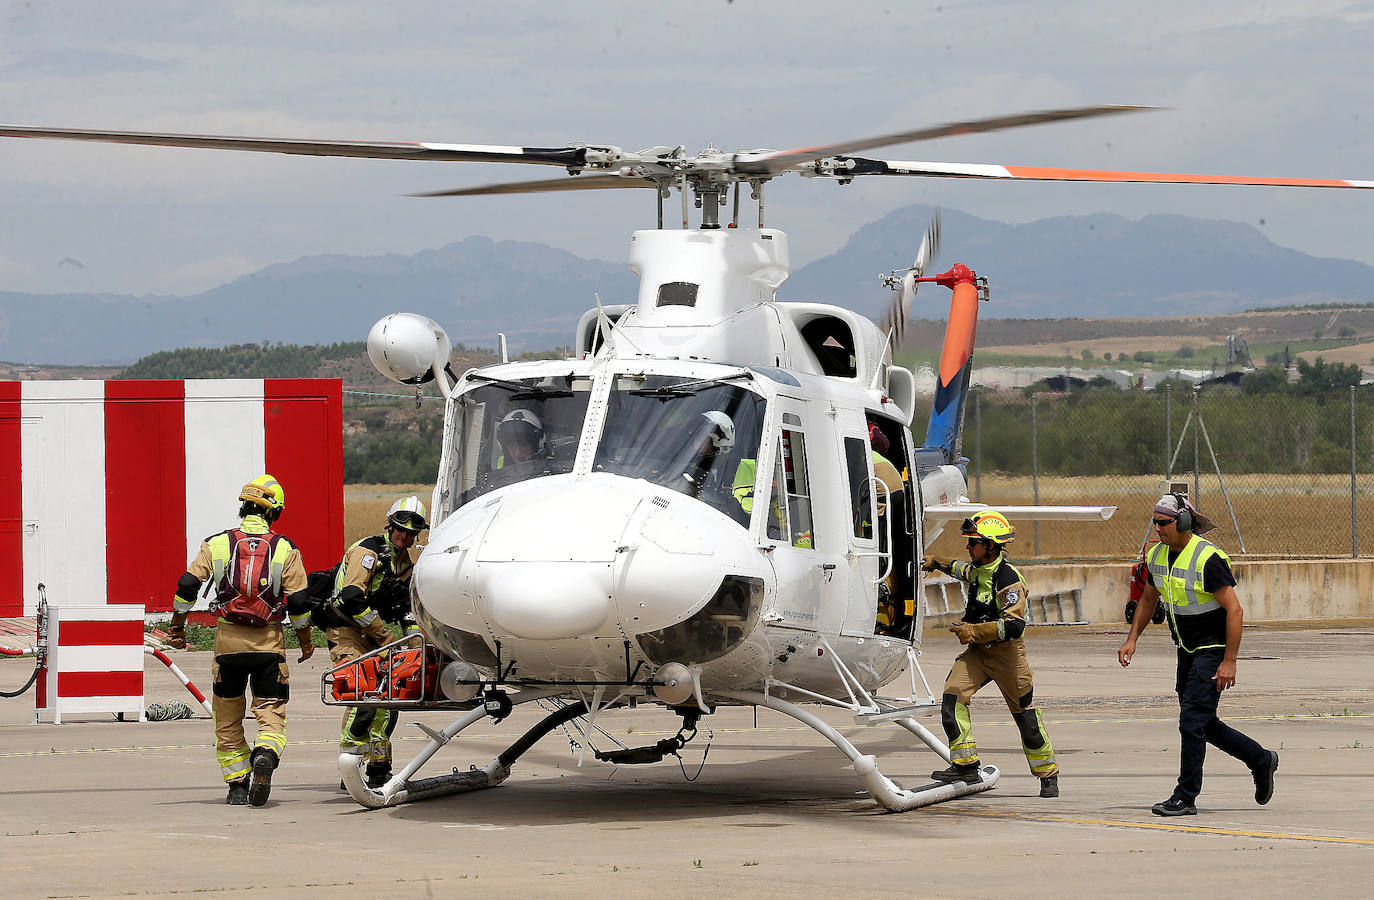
494, 409, 546, 474
682, 411, 752, 526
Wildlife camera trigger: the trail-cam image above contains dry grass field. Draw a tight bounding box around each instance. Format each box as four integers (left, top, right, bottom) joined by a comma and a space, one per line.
939, 473, 1374, 560
343, 483, 434, 547
344, 476, 1371, 562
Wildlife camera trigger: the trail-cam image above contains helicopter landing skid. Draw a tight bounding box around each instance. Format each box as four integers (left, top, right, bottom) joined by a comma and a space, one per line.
340, 689, 580, 809
720, 689, 999, 811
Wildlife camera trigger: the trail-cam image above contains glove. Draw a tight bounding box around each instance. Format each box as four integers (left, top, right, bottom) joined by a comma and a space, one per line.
167, 611, 188, 649
295, 627, 315, 663
950, 622, 976, 645
922, 555, 952, 573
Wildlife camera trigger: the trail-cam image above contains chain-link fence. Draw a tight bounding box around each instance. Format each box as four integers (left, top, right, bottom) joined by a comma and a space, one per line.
951, 383, 1374, 561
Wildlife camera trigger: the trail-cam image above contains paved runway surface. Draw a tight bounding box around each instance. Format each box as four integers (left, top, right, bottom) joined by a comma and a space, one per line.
1, 624, 1370, 898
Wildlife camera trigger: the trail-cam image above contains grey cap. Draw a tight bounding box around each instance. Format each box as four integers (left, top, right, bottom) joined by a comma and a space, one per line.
1154, 493, 1216, 534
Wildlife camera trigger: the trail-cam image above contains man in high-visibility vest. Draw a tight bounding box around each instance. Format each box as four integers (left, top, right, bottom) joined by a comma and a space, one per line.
324, 496, 427, 789
167, 475, 312, 807
1118, 493, 1279, 817
923, 509, 1059, 798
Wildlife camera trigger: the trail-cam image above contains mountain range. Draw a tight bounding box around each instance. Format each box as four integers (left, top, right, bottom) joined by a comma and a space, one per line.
4, 204, 1372, 365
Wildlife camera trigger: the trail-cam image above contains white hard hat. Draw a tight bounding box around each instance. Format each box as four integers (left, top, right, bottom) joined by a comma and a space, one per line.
386, 496, 429, 533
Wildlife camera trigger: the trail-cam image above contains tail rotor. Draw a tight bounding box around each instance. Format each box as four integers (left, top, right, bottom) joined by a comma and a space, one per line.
881, 211, 941, 348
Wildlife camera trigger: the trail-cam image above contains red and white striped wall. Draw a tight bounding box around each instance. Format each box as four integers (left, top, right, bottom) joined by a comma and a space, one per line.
36, 604, 145, 723
0, 379, 343, 617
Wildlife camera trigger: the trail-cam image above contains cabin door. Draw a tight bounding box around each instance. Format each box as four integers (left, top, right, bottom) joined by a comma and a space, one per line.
837, 411, 882, 637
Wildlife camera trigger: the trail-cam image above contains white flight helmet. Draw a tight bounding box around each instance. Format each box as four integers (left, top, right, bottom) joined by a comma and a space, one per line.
701, 411, 735, 452
497, 408, 545, 453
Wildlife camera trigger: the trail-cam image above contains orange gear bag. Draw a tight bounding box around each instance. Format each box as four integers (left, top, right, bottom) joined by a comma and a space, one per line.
383, 646, 443, 701
331, 655, 382, 701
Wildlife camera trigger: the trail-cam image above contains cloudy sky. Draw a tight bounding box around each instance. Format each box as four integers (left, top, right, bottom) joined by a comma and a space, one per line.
2, 1, 1372, 297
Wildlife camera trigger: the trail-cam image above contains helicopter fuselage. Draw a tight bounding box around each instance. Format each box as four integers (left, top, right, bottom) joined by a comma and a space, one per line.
413, 351, 926, 703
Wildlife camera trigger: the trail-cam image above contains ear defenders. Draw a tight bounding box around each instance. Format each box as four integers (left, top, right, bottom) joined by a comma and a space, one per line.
1171, 493, 1193, 532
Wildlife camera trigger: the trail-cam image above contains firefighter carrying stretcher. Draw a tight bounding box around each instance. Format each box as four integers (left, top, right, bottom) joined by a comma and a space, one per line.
318, 496, 428, 790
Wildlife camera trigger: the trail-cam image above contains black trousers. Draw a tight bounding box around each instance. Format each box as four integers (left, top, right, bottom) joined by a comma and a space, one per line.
1174, 647, 1268, 804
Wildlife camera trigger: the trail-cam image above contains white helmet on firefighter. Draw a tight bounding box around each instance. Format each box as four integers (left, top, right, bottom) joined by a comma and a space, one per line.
386, 496, 429, 534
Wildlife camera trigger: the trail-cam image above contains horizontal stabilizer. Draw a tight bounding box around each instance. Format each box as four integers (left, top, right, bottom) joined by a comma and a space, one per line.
926, 503, 1117, 522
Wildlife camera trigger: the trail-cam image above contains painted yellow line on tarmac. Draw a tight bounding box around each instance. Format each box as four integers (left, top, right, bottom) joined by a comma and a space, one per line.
948, 808, 1374, 846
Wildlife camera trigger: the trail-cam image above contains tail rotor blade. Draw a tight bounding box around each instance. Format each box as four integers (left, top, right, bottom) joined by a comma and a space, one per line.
883, 210, 942, 350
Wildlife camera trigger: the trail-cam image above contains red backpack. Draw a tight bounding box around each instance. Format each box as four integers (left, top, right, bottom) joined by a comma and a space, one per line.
214, 529, 287, 627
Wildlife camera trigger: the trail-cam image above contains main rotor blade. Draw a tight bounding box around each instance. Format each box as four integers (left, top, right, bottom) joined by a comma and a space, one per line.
842, 157, 1374, 189
409, 174, 659, 197
0, 124, 589, 167
733, 105, 1151, 176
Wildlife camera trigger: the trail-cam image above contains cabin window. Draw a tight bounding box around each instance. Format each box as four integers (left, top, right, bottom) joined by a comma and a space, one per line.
656, 281, 699, 308
594, 374, 765, 527
799, 316, 858, 378
445, 373, 592, 510
636, 575, 765, 665
844, 435, 873, 540
770, 429, 814, 548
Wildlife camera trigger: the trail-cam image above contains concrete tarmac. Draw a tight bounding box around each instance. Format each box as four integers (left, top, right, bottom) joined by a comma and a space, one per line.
1, 624, 1370, 899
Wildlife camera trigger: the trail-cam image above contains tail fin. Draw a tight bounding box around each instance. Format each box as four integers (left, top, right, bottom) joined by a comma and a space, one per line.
922, 265, 982, 465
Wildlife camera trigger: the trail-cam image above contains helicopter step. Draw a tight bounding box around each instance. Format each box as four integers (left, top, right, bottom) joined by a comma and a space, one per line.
853, 699, 940, 725
721, 690, 1000, 811
339, 689, 580, 809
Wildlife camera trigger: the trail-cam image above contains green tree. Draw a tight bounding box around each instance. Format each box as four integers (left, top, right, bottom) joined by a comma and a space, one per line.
1296, 356, 1362, 393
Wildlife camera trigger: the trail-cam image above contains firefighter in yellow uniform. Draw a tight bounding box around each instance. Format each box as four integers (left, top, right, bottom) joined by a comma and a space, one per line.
166, 475, 312, 806
325, 496, 427, 789
922, 509, 1059, 798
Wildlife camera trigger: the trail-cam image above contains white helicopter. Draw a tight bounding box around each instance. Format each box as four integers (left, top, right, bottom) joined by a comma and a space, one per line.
3, 107, 1368, 812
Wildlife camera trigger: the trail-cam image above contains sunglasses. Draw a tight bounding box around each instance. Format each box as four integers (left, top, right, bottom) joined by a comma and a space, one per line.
1152, 517, 1176, 527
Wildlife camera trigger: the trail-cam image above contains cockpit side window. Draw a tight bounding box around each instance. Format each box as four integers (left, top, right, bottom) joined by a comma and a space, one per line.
594, 375, 765, 527
844, 435, 874, 540
771, 428, 814, 548
446, 374, 592, 510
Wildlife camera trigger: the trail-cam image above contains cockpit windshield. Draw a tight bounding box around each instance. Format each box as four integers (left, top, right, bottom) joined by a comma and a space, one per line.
593, 374, 765, 526
445, 372, 592, 510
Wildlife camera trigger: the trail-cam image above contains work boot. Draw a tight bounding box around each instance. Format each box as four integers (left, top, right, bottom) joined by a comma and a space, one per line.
1253, 750, 1279, 805
1151, 797, 1197, 817
365, 761, 392, 790
1039, 775, 1059, 798
225, 779, 249, 806
930, 763, 982, 785
248, 748, 278, 807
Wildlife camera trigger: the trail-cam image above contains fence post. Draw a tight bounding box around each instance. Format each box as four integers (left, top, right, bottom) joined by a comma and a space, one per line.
1165, 383, 1173, 479
1032, 394, 1040, 556
1192, 390, 1200, 501
974, 389, 982, 501
1352, 385, 1358, 559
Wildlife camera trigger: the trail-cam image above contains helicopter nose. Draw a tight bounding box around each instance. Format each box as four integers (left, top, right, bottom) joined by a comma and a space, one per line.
470, 478, 640, 641
480, 561, 611, 640
415, 475, 767, 644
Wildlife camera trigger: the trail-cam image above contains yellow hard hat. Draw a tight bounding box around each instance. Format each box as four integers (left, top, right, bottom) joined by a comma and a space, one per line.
961, 509, 1014, 545
239, 474, 285, 512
